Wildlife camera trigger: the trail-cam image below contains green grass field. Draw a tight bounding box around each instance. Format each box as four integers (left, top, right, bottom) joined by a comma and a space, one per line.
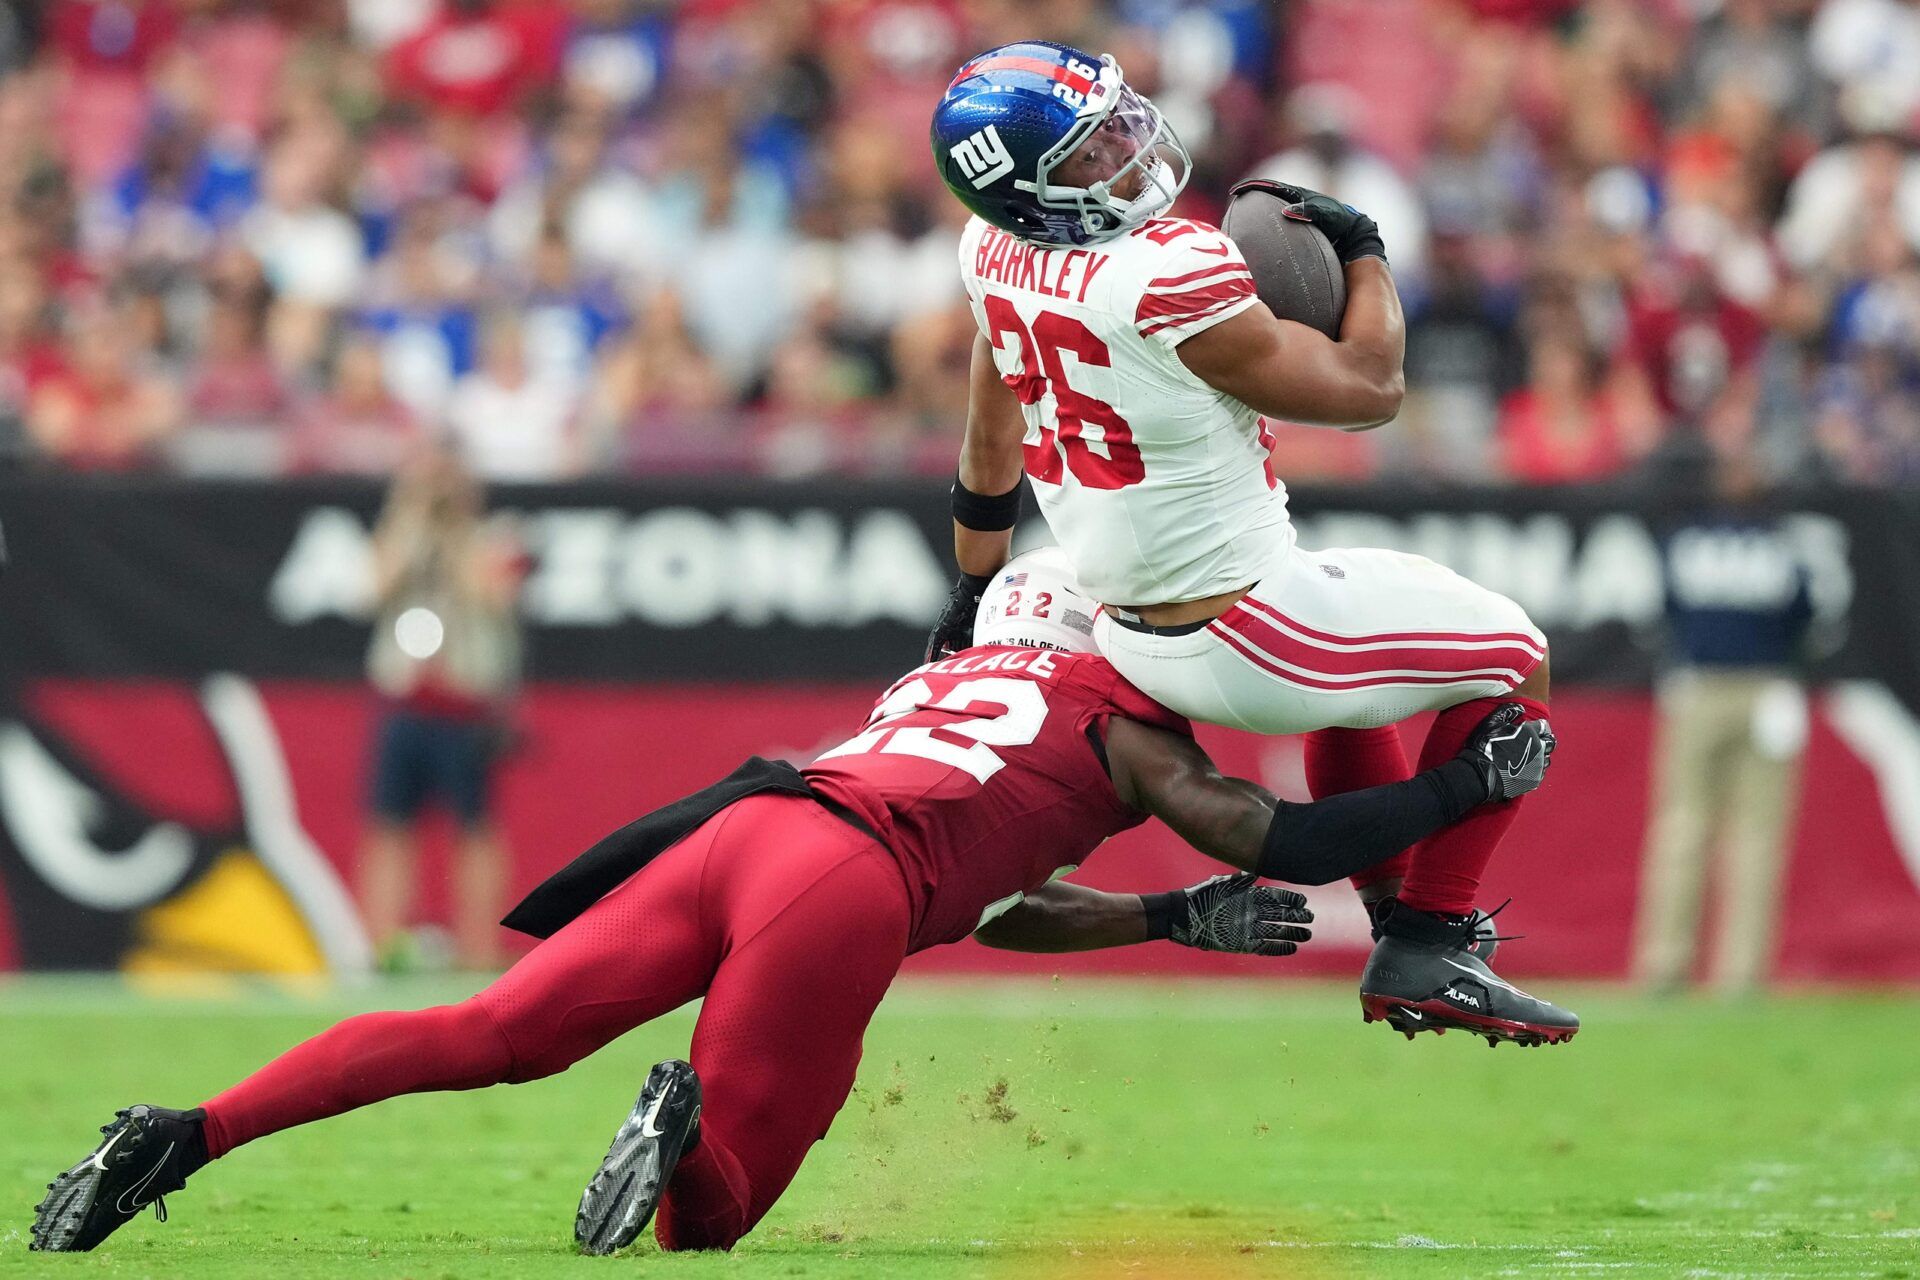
1, 977, 1914, 1278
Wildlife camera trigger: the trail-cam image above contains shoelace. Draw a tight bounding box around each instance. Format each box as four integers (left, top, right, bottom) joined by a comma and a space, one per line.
1458, 898, 1523, 948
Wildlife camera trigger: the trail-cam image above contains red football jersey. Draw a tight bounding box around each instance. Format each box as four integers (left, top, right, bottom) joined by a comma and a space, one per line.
804, 645, 1190, 953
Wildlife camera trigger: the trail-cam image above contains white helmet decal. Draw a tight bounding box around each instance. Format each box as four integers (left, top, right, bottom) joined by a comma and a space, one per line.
972, 547, 1100, 655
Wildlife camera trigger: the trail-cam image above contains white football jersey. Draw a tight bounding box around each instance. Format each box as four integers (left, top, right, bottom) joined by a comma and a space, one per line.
958, 214, 1296, 607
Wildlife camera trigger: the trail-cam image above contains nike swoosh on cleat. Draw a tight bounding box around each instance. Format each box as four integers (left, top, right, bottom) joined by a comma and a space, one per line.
638, 1093, 670, 1140
88, 1128, 129, 1172
1402, 1009, 1424, 1021
115, 1142, 175, 1215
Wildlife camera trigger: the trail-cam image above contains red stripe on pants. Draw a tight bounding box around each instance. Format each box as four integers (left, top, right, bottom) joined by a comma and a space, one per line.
1209, 618, 1529, 692
1234, 594, 1546, 656
1217, 604, 1541, 682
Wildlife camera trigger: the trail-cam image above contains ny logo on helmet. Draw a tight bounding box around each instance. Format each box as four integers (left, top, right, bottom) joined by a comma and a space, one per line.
951, 125, 1015, 189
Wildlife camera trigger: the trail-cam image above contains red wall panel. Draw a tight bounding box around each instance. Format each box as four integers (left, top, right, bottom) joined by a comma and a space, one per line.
12, 681, 1920, 982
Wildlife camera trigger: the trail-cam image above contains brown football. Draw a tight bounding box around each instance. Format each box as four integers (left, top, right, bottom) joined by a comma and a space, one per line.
1222, 186, 1347, 339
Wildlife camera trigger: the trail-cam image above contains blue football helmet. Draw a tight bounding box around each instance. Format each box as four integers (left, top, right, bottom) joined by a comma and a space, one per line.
931, 41, 1191, 246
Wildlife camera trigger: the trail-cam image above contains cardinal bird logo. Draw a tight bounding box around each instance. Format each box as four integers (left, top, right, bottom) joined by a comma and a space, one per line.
0, 675, 369, 975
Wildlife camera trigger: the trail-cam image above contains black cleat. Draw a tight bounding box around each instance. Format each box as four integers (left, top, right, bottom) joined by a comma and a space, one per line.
1360, 900, 1578, 1047
30, 1105, 207, 1252
575, 1059, 702, 1256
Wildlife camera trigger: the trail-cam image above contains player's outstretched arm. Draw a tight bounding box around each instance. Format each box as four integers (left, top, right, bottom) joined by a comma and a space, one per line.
1103, 708, 1553, 883
972, 876, 1312, 956
1176, 260, 1405, 431
971, 880, 1149, 952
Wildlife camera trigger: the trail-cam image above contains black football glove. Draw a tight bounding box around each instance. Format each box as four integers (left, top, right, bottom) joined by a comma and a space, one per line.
1458, 703, 1556, 803
925, 571, 991, 663
1168, 873, 1314, 956
1230, 178, 1387, 265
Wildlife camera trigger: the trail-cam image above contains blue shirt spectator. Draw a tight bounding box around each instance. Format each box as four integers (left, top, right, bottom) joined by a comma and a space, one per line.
1661, 513, 1815, 670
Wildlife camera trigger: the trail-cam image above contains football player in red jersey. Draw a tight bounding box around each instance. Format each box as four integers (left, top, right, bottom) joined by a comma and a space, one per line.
31, 550, 1550, 1258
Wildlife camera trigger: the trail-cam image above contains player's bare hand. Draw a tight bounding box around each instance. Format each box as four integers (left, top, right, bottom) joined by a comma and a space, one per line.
1169, 873, 1313, 956
1460, 704, 1556, 803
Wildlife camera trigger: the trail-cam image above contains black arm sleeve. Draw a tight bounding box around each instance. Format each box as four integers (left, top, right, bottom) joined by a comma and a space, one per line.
1255, 759, 1489, 885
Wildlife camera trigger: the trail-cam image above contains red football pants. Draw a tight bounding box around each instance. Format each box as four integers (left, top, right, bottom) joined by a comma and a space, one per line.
200, 794, 911, 1251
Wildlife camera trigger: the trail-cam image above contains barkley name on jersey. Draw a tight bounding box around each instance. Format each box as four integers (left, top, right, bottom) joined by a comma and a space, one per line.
958, 214, 1297, 608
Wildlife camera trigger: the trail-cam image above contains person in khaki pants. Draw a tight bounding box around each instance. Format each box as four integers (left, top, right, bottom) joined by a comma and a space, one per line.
1637, 672, 1809, 994
1635, 456, 1815, 995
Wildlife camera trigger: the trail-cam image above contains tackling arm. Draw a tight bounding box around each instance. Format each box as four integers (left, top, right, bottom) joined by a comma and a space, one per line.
971, 880, 1149, 953
1103, 708, 1551, 883
973, 876, 1313, 956
1175, 258, 1405, 431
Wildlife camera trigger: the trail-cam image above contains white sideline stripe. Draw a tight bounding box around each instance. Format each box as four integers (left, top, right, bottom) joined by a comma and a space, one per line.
1825, 680, 1920, 895
201, 675, 372, 975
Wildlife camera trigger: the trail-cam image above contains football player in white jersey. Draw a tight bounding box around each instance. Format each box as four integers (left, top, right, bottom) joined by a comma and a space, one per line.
926, 41, 1575, 1046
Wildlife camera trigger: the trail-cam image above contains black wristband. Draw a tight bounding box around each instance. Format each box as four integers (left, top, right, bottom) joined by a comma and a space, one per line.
951, 475, 1023, 532
1141, 891, 1185, 941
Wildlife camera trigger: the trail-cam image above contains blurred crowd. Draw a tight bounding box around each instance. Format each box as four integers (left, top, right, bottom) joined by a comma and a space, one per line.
0, 0, 1915, 485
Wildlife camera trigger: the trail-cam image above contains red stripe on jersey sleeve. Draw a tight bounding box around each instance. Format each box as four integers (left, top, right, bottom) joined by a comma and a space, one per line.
1139, 307, 1256, 339
1134, 278, 1256, 331
1146, 263, 1252, 290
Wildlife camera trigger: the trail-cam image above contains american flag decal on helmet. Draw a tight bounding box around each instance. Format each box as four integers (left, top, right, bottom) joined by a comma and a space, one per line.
1002, 571, 1028, 586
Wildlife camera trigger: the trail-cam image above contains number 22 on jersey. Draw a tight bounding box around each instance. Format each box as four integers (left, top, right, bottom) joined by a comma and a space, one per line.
816, 676, 1049, 784
983, 294, 1144, 491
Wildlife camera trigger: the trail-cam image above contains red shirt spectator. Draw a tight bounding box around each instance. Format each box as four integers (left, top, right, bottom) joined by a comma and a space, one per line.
291, 335, 422, 476
385, 0, 562, 118
27, 306, 182, 470
1618, 264, 1769, 420
49, 0, 184, 185
186, 359, 289, 424
0, 260, 64, 411
1499, 388, 1627, 484
1498, 327, 1630, 484
182, 3, 294, 141
48, 0, 180, 74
